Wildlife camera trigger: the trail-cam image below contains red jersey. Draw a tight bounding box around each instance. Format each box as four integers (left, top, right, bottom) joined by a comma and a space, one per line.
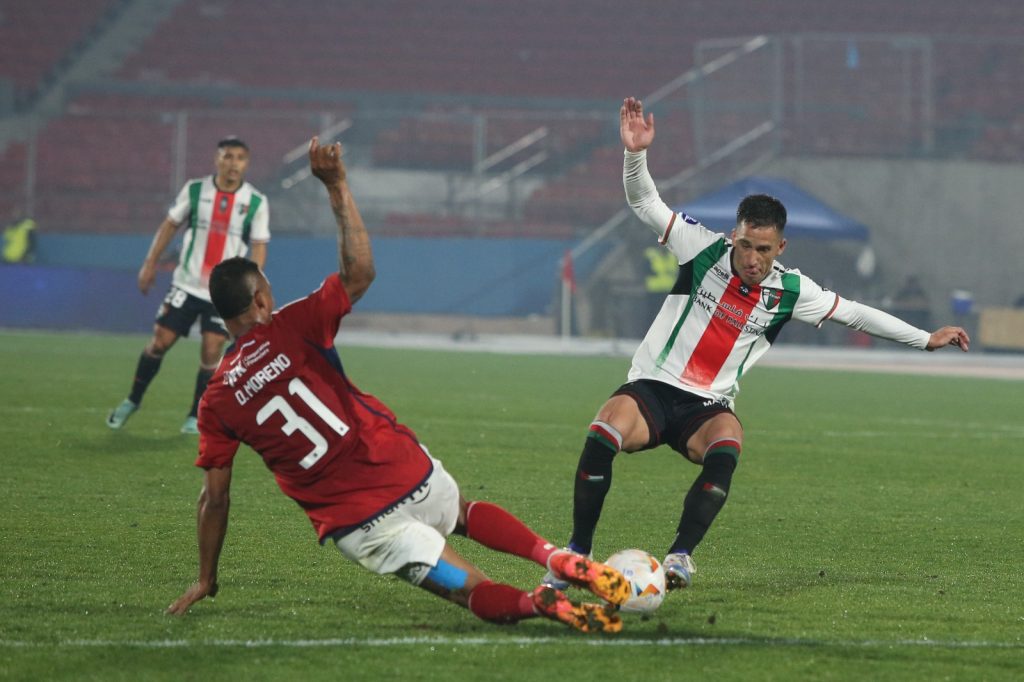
196, 274, 433, 541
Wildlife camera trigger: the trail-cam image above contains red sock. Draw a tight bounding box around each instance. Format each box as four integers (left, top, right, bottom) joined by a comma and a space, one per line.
467, 581, 537, 623
464, 501, 559, 567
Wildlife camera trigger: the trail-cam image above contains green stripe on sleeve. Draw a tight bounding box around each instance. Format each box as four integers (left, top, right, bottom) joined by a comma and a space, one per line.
241, 194, 262, 245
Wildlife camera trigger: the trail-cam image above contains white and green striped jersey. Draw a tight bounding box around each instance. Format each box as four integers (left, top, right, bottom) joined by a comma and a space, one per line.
623, 149, 929, 405
167, 176, 270, 302
628, 216, 837, 403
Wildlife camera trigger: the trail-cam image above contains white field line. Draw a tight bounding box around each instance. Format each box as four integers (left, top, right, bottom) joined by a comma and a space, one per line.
0, 635, 1021, 650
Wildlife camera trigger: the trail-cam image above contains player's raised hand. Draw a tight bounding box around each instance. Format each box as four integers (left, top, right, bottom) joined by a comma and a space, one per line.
309, 136, 346, 186
926, 326, 970, 352
166, 580, 218, 616
620, 97, 655, 152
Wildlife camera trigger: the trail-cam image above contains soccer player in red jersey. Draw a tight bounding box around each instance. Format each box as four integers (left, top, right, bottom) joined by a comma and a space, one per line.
166, 137, 630, 633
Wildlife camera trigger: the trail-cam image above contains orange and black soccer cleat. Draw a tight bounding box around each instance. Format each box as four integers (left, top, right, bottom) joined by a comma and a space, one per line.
530, 586, 622, 634
545, 551, 631, 607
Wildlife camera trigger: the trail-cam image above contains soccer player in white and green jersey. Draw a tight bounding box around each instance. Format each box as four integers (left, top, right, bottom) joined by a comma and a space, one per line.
106, 137, 270, 434
544, 97, 969, 594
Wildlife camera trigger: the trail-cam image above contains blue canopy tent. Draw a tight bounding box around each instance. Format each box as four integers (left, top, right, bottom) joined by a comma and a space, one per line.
678, 176, 869, 241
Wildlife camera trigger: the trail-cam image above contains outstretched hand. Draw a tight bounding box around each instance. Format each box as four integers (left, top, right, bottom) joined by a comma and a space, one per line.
309, 136, 346, 186
926, 326, 970, 352
166, 581, 218, 616
620, 97, 655, 152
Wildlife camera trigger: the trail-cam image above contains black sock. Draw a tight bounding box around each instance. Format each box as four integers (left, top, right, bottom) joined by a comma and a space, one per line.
188, 367, 216, 418
128, 351, 163, 405
669, 444, 740, 555
568, 424, 621, 555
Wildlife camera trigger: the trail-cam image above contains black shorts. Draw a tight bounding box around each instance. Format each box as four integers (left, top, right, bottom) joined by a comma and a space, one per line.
612, 379, 738, 457
155, 286, 228, 338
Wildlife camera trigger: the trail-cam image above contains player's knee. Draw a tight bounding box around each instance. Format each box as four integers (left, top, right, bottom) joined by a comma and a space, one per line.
698, 436, 742, 467
144, 344, 167, 358
147, 335, 175, 357
577, 425, 617, 488
586, 420, 623, 456
595, 399, 647, 450
453, 497, 472, 535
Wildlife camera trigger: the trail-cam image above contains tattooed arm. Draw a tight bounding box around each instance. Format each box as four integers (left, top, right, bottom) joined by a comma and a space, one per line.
308, 136, 376, 303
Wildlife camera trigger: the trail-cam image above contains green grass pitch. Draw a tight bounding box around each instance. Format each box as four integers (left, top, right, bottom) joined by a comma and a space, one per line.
1, 330, 1022, 681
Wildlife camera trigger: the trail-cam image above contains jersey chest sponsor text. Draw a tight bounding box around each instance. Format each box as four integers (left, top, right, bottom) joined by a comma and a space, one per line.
690, 283, 773, 338
223, 339, 293, 405
665, 264, 790, 390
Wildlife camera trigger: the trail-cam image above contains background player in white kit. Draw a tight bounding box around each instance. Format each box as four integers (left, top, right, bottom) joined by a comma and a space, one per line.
106, 137, 270, 434
544, 97, 970, 593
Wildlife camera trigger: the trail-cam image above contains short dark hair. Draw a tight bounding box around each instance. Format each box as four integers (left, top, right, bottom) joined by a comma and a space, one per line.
217, 137, 249, 152
209, 257, 261, 319
736, 194, 787, 231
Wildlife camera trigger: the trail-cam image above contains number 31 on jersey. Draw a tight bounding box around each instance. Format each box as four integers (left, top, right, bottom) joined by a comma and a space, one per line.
256, 377, 350, 469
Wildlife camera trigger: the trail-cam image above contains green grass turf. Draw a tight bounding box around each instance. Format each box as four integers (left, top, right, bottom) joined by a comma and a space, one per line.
1, 329, 1022, 681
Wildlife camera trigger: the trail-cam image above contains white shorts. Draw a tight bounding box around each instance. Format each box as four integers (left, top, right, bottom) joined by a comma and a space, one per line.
333, 455, 460, 584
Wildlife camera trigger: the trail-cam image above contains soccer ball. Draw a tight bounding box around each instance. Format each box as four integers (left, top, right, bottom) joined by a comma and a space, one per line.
604, 548, 666, 613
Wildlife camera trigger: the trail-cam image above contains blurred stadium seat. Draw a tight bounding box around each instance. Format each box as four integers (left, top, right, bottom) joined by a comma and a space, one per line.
0, 0, 120, 103
4, 0, 1024, 238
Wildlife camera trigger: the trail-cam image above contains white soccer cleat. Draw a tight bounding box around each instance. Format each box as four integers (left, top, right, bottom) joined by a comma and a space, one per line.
540, 575, 570, 591
540, 568, 570, 591
106, 399, 138, 430
180, 416, 199, 435
663, 552, 696, 590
